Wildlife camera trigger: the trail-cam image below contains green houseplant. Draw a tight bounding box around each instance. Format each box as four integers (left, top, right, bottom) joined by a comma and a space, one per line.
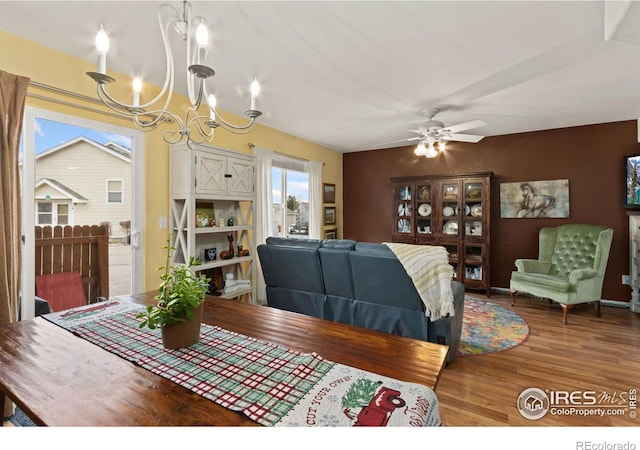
137, 242, 210, 349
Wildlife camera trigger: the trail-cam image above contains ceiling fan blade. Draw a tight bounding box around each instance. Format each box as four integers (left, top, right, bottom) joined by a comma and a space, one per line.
444, 133, 485, 143
408, 128, 427, 135
442, 119, 487, 134
376, 136, 422, 146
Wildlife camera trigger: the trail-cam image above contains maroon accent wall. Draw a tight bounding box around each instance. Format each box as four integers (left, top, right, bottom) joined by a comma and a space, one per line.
343, 120, 637, 302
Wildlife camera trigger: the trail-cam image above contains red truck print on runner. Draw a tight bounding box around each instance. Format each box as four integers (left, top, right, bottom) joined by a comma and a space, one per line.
342, 379, 406, 426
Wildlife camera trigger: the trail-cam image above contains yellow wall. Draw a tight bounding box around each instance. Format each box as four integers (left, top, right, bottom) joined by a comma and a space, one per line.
1, 30, 343, 291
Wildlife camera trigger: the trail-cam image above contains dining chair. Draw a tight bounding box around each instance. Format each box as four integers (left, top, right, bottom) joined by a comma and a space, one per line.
35, 271, 87, 312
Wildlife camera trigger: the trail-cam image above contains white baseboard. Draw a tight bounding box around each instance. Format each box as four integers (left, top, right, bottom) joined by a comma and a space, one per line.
491, 287, 510, 295
490, 287, 630, 308
601, 299, 630, 308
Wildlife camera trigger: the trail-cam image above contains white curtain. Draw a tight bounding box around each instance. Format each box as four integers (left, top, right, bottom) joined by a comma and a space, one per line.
254, 148, 323, 303
308, 160, 323, 239
254, 147, 274, 305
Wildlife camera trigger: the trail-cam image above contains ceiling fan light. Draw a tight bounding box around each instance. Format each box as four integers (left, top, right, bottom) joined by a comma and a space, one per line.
437, 140, 446, 152
415, 142, 427, 156
426, 142, 438, 158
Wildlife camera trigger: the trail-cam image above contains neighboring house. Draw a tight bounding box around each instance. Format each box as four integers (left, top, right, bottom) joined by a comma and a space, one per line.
34, 137, 131, 239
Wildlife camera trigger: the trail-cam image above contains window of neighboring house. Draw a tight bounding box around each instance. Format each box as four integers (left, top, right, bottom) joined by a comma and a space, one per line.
36, 201, 70, 225
37, 202, 53, 225
57, 203, 69, 225
107, 179, 124, 204
271, 162, 310, 238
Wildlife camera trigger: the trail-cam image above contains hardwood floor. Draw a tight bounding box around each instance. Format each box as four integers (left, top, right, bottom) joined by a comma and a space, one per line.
437, 291, 640, 426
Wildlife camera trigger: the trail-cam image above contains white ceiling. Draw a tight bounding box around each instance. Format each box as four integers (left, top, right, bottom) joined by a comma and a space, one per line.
2, 1, 640, 152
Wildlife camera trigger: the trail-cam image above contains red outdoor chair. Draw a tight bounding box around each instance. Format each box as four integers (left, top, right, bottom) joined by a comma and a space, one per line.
35, 271, 87, 312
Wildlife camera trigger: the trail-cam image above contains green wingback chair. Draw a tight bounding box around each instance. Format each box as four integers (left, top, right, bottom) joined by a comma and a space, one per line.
510, 224, 613, 324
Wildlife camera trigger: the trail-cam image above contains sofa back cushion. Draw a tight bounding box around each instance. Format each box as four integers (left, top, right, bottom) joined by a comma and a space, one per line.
318, 239, 357, 299
349, 243, 424, 311
258, 238, 325, 293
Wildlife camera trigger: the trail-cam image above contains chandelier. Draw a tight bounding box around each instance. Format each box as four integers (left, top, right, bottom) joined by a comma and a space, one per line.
86, 1, 262, 146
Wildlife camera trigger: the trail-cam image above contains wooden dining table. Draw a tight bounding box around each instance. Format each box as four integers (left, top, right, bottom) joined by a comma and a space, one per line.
0, 292, 448, 426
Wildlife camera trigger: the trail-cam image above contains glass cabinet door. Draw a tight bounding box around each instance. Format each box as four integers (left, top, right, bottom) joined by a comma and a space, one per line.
464, 181, 484, 237
463, 244, 485, 284
415, 182, 432, 236
442, 242, 460, 280
395, 184, 413, 235
440, 182, 460, 237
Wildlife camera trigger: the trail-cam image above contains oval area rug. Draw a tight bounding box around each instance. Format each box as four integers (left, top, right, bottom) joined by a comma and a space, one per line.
456, 296, 530, 357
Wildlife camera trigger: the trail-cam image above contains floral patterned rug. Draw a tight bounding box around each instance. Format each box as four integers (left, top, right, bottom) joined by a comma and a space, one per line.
456, 296, 530, 357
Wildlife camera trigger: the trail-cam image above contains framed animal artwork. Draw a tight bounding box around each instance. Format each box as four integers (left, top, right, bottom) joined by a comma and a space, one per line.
500, 179, 570, 218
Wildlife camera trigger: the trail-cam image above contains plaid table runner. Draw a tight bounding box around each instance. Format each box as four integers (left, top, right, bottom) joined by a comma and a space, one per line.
44, 301, 440, 427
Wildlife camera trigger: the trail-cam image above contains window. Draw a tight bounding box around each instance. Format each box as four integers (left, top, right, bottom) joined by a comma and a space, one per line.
271, 161, 310, 238
107, 179, 124, 204
36, 201, 70, 225
57, 203, 69, 225
37, 202, 53, 225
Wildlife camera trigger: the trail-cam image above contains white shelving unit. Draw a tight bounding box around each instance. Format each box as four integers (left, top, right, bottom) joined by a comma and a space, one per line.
170, 143, 256, 303
628, 214, 640, 313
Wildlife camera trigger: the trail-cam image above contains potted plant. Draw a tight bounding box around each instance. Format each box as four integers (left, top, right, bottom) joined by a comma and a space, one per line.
137, 242, 210, 349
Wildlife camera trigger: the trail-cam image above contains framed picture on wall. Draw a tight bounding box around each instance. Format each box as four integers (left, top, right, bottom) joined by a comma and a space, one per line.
324, 207, 336, 225
499, 179, 570, 218
624, 153, 640, 210
324, 228, 337, 239
323, 183, 336, 203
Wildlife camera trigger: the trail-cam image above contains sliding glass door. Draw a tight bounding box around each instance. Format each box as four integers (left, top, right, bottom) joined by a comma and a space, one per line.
20, 107, 144, 319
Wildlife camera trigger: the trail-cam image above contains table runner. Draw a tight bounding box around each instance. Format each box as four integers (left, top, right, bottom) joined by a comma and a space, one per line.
43, 300, 441, 427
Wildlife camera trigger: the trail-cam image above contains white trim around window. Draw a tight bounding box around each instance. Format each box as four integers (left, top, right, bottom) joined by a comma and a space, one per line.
35, 200, 73, 225
106, 178, 124, 204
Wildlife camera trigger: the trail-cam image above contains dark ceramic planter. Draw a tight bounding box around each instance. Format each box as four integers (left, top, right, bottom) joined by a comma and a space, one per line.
160, 303, 203, 349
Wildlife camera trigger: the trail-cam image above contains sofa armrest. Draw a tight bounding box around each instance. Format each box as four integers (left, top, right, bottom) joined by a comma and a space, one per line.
515, 259, 552, 274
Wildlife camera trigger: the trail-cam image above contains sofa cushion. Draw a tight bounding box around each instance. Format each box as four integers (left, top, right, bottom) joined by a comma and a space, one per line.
265, 237, 322, 249
350, 243, 424, 311
321, 239, 357, 250
319, 241, 356, 299
257, 241, 325, 293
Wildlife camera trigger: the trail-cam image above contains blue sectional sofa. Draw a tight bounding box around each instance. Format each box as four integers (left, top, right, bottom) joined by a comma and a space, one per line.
257, 237, 465, 362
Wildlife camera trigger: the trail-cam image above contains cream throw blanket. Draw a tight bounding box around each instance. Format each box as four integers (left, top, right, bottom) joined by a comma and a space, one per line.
383, 243, 455, 321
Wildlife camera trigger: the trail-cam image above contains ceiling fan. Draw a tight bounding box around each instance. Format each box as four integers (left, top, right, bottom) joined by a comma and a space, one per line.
390, 108, 487, 157
409, 108, 487, 144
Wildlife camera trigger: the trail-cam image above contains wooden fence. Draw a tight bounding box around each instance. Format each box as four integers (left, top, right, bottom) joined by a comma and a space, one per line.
35, 225, 109, 303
